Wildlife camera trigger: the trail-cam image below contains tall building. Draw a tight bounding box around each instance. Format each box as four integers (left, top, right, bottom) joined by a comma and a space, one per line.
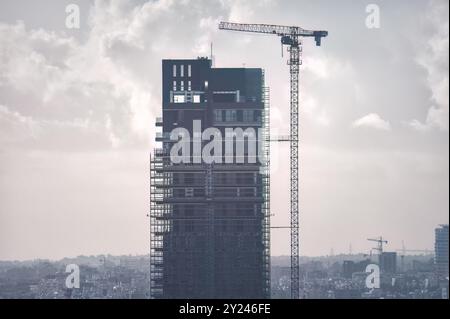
342, 259, 371, 278
435, 224, 449, 278
379, 252, 397, 274
150, 58, 270, 298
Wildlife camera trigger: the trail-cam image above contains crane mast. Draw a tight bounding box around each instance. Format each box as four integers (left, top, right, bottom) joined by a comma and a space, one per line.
219, 22, 328, 299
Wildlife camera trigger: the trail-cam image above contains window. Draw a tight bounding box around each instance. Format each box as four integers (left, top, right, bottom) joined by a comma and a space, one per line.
174, 94, 185, 103
188, 81, 191, 91
184, 173, 194, 184
180, 81, 184, 91
188, 64, 192, 77
243, 110, 254, 122
173, 80, 176, 91
194, 188, 205, 197
237, 110, 243, 122
185, 188, 193, 197
204, 81, 208, 90
214, 110, 222, 122
225, 110, 237, 122
180, 64, 184, 77
213, 92, 236, 103
173, 64, 176, 77
193, 94, 201, 103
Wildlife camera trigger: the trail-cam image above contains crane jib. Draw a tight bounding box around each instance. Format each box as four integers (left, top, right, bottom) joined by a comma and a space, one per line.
219, 22, 328, 47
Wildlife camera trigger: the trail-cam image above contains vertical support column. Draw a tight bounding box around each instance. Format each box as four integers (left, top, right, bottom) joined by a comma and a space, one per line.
288, 39, 300, 299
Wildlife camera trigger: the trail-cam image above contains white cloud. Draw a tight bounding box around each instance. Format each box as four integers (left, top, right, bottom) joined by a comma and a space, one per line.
302, 55, 354, 80
0, 0, 292, 153
225, 0, 274, 22
409, 119, 430, 132
0, 19, 155, 150
302, 96, 331, 126
410, 0, 449, 131
352, 113, 391, 131
316, 111, 331, 127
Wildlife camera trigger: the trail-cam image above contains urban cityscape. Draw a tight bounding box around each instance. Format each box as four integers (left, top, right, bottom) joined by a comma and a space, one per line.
0, 0, 448, 303
0, 225, 447, 299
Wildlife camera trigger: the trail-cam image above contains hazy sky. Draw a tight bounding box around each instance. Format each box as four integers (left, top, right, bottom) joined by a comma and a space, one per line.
0, 0, 448, 260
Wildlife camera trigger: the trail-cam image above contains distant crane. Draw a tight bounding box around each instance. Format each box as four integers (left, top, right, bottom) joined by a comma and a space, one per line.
396, 249, 433, 254
396, 240, 433, 272
367, 236, 388, 254
219, 22, 328, 299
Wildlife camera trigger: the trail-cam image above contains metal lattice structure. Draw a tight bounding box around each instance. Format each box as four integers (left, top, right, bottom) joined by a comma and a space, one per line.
149, 148, 170, 299
288, 43, 300, 299
219, 22, 327, 299
261, 77, 271, 296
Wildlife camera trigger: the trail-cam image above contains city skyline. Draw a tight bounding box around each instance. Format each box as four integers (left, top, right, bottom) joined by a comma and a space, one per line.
0, 0, 449, 261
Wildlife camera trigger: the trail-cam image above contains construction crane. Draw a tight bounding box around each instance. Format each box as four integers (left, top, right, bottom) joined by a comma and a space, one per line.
397, 249, 433, 254
219, 22, 328, 299
367, 236, 388, 254
396, 240, 433, 272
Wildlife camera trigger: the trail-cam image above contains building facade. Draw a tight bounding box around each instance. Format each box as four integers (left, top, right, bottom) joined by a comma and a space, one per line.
379, 252, 397, 274
150, 58, 270, 298
435, 224, 449, 278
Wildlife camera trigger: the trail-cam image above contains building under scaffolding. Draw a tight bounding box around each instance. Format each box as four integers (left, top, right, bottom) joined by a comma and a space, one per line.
150, 58, 270, 298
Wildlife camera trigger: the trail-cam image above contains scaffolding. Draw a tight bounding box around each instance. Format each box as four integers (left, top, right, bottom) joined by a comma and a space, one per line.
149, 148, 171, 299
261, 70, 271, 298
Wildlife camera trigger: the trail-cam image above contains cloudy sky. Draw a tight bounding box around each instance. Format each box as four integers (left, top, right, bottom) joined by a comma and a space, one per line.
0, 0, 448, 260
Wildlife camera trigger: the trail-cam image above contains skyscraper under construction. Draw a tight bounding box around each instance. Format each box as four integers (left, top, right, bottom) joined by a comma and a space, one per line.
150, 58, 270, 298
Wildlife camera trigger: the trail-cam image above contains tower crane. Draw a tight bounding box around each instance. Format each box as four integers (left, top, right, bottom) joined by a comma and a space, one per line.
367, 236, 388, 254
218, 22, 328, 299
396, 240, 433, 272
